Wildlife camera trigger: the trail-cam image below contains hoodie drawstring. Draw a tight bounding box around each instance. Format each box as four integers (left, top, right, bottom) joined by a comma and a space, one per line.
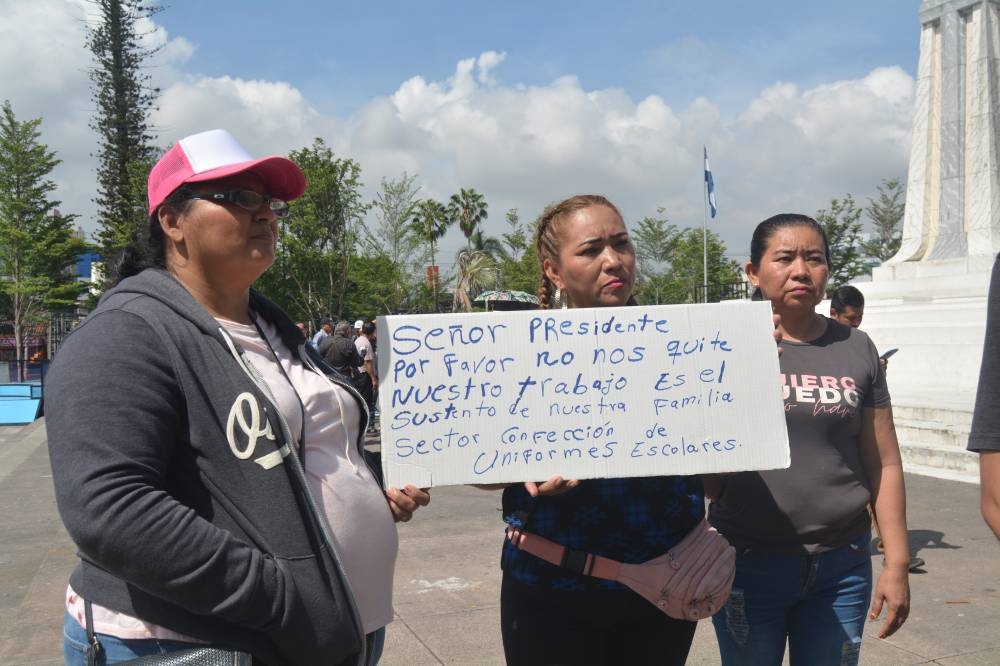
331, 385, 361, 476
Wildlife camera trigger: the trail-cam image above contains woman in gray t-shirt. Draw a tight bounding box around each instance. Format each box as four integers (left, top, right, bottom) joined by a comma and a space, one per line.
707, 214, 910, 666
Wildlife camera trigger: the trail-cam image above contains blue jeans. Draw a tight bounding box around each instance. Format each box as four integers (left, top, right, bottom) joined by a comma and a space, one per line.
64, 611, 386, 665
63, 611, 203, 664
711, 533, 872, 666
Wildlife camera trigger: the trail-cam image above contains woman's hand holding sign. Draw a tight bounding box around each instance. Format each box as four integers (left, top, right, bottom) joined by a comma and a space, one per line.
386, 484, 430, 522
524, 475, 580, 497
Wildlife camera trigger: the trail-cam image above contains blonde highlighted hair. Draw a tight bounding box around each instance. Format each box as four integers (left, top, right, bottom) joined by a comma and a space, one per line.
533, 194, 625, 310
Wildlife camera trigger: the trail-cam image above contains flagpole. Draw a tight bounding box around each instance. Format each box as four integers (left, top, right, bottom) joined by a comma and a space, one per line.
702, 148, 709, 304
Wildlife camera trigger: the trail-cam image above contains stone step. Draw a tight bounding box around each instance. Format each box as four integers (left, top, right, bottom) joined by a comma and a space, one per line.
892, 399, 974, 426
874, 392, 981, 482
890, 390, 976, 429
893, 406, 973, 429
899, 442, 980, 480
895, 417, 971, 450
900, 460, 979, 485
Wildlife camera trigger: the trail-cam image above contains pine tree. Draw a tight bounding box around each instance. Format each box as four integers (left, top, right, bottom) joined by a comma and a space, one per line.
0, 102, 86, 371
816, 194, 865, 286
862, 178, 905, 262
86, 0, 161, 266
631, 215, 680, 305
500, 208, 527, 263
368, 172, 420, 267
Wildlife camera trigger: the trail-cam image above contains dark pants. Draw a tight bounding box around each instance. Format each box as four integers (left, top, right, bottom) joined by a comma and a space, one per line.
354, 373, 374, 410
500, 574, 697, 666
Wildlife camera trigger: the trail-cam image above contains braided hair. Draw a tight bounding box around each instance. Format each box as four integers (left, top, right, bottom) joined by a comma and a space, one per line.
533, 195, 625, 310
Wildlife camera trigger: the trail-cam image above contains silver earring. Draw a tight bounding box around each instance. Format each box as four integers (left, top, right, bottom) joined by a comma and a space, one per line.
553, 288, 563, 309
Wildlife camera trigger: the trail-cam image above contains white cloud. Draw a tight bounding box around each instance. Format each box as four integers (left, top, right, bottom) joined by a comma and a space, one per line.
728, 67, 914, 221
476, 51, 507, 86
1, 0, 88, 98
157, 35, 197, 66
153, 77, 331, 151
349, 57, 913, 262
1, 3, 914, 267
0, 0, 205, 234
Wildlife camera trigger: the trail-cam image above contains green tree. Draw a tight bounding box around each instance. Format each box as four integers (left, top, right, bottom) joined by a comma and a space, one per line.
366, 172, 420, 265
87, 0, 161, 267
501, 208, 528, 262
0, 102, 86, 371
816, 194, 865, 286
447, 187, 488, 251
361, 172, 422, 313
408, 198, 451, 311
255, 139, 367, 321
656, 228, 741, 304
498, 245, 539, 296
631, 214, 679, 305
340, 253, 410, 318
862, 178, 905, 263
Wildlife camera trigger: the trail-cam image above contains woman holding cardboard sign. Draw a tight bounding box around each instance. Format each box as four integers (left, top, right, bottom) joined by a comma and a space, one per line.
496, 195, 712, 665
707, 214, 910, 666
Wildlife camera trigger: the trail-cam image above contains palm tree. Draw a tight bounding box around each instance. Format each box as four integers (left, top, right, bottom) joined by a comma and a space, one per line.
452, 249, 498, 312
469, 227, 505, 259
408, 199, 451, 310
447, 188, 488, 251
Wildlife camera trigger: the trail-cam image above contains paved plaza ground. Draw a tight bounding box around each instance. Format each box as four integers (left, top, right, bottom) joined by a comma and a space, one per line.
1, 418, 998, 665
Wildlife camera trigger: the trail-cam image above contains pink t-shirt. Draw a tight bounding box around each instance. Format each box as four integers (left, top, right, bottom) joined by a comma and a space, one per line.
67, 315, 398, 637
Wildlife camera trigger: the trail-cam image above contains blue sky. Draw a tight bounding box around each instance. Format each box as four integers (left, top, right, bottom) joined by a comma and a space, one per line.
159, 1, 919, 117
3, 0, 922, 267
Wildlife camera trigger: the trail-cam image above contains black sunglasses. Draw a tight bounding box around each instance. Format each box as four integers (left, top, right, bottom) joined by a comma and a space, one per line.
178, 189, 290, 218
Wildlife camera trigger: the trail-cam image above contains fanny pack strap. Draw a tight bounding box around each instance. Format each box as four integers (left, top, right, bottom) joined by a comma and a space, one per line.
83, 599, 102, 666
505, 524, 623, 582
507, 519, 736, 622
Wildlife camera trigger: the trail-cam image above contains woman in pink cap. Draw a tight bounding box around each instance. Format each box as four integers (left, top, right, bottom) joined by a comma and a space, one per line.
46, 129, 427, 665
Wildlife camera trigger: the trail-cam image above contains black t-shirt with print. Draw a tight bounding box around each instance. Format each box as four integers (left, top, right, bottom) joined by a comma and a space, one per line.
709, 318, 890, 554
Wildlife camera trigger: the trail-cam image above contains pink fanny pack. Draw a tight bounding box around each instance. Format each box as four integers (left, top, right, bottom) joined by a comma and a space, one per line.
506, 518, 736, 621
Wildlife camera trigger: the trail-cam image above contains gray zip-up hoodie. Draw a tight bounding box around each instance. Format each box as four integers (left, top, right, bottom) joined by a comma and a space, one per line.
46, 269, 368, 665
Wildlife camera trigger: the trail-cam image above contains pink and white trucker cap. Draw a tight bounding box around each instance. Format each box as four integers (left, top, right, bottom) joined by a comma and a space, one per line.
147, 129, 307, 214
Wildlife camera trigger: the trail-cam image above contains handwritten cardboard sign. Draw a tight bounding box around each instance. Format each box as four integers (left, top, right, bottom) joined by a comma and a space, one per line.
377, 302, 789, 487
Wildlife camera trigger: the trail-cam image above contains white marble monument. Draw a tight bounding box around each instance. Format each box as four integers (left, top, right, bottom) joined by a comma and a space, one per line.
851, 0, 1000, 479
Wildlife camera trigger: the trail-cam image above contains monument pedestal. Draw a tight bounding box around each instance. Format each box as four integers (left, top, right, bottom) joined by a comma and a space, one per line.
851, 260, 989, 482
867, 256, 993, 301
847, 0, 1000, 481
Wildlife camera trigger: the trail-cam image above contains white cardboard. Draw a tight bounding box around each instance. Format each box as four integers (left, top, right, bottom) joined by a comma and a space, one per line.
377, 302, 789, 487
